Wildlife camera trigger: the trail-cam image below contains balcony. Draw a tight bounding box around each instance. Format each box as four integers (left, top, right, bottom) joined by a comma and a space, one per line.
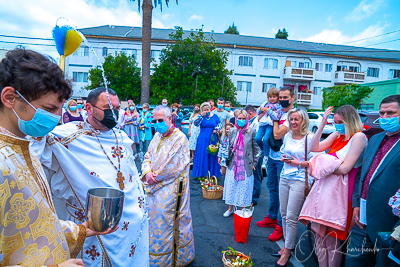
283, 67, 314, 81
334, 71, 365, 84
297, 92, 313, 105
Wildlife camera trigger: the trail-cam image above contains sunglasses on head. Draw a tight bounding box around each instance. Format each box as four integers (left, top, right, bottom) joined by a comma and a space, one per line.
152, 119, 165, 123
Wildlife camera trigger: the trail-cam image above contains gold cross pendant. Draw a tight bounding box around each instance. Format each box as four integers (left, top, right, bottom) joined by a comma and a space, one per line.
117, 171, 125, 190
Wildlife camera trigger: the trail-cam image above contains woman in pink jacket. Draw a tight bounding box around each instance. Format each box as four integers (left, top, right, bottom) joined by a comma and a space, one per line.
306, 105, 367, 267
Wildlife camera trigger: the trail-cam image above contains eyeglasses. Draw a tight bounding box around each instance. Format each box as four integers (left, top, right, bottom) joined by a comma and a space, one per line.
152, 119, 165, 123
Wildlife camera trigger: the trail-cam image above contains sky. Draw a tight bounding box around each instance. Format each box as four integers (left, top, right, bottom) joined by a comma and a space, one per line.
0, 0, 399, 61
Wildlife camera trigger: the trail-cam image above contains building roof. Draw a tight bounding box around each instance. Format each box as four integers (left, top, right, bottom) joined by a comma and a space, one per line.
79, 25, 400, 63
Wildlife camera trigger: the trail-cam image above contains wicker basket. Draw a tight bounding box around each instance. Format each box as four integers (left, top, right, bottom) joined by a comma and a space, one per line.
202, 176, 223, 200
222, 251, 250, 267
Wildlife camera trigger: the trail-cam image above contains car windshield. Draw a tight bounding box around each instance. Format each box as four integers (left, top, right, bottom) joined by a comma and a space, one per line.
359, 114, 368, 123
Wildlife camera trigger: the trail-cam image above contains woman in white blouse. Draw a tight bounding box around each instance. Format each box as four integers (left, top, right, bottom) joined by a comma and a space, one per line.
274, 107, 314, 267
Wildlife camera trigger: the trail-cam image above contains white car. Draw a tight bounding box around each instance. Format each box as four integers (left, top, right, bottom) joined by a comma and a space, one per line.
308, 112, 335, 135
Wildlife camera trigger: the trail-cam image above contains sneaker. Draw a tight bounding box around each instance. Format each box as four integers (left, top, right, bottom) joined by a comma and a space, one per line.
256, 150, 264, 158
256, 215, 277, 228
269, 225, 283, 242
223, 209, 234, 217
261, 156, 268, 169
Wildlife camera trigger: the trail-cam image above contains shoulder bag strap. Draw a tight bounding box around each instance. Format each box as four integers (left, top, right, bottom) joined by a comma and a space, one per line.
305, 134, 309, 191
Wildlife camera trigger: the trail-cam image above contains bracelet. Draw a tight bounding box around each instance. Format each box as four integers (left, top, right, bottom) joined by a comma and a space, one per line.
298, 162, 302, 169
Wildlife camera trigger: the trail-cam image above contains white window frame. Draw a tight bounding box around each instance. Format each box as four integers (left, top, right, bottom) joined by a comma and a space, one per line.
264, 58, 278, 69
262, 83, 277, 93
73, 72, 89, 83
367, 67, 379, 78
238, 56, 253, 67
315, 63, 323, 71
325, 64, 332, 72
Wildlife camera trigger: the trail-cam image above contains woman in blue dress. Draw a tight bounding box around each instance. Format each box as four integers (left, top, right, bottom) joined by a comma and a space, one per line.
192, 102, 222, 178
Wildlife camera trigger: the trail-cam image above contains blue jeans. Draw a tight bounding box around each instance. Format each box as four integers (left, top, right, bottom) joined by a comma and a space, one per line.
266, 157, 283, 227
255, 125, 273, 154
252, 160, 263, 204
345, 224, 394, 267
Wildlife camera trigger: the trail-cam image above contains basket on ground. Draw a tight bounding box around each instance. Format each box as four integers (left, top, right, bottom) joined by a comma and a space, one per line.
222, 248, 253, 267
201, 176, 223, 200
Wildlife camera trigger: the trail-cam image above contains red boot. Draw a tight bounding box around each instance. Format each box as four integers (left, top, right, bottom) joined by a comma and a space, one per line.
269, 225, 283, 242
256, 215, 277, 228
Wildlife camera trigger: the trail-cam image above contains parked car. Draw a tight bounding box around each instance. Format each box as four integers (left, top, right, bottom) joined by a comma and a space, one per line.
358, 111, 383, 139
308, 112, 335, 135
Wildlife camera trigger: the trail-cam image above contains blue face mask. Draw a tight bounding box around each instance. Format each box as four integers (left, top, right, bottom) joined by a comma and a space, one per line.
12, 91, 61, 137
129, 106, 135, 111
237, 119, 247, 128
77, 104, 83, 109
205, 112, 211, 117
162, 103, 167, 107
225, 107, 230, 112
379, 117, 400, 133
335, 123, 346, 135
154, 121, 169, 134
218, 104, 224, 110
70, 106, 77, 111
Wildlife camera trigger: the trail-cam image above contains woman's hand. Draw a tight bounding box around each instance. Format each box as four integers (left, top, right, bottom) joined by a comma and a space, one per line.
281, 155, 300, 167
171, 111, 177, 116
82, 221, 119, 238
321, 106, 334, 125
218, 157, 222, 165
201, 111, 207, 117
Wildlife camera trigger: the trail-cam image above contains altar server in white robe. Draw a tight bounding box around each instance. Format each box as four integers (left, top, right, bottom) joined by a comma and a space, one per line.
32, 87, 149, 267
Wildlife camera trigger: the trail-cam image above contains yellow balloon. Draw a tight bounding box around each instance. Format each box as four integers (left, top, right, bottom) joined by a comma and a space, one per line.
64, 30, 82, 57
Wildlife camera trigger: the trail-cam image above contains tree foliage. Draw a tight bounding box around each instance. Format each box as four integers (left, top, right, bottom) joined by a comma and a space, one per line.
322, 84, 374, 110
224, 23, 239, 35
150, 26, 239, 106
85, 52, 141, 103
275, 28, 289, 39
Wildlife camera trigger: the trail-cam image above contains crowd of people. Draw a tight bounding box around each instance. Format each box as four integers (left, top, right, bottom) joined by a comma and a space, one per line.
1, 48, 400, 267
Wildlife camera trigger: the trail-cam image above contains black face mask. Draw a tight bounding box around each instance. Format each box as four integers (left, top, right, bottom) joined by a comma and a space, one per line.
93, 107, 119, 129
280, 100, 291, 108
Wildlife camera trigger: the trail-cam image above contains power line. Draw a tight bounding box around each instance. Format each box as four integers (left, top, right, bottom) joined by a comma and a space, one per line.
0, 40, 55, 47
0, 34, 53, 41
340, 29, 400, 45
366, 38, 400, 47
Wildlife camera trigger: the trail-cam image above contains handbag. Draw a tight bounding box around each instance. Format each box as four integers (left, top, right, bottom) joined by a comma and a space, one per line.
268, 133, 283, 152
304, 134, 312, 197
207, 132, 220, 155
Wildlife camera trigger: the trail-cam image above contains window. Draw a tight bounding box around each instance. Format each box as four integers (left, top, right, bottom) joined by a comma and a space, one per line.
291, 61, 297, 67
389, 69, 400, 79
74, 46, 89, 56
262, 83, 277, 93
237, 81, 252, 92
298, 62, 309, 68
315, 63, 323, 71
72, 72, 88, 83
102, 47, 108, 56
314, 87, 322, 96
121, 48, 137, 58
367, 67, 379, 78
308, 113, 319, 120
349, 66, 360, 72
325, 64, 332, 72
263, 58, 278, 69
238, 56, 253, 67
151, 50, 161, 60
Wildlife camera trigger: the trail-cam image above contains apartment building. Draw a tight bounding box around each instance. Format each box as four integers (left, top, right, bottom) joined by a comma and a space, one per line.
66, 25, 400, 109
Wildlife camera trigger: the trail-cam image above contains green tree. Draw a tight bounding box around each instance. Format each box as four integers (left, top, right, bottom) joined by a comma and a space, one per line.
224, 23, 239, 35
275, 28, 289, 39
131, 0, 178, 104
322, 84, 374, 110
151, 26, 238, 106
85, 52, 141, 103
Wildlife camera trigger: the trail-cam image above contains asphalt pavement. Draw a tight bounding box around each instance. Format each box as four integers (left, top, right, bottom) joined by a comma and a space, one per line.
187, 171, 319, 267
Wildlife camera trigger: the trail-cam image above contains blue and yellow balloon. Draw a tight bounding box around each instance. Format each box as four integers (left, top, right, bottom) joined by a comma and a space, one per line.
52, 25, 82, 72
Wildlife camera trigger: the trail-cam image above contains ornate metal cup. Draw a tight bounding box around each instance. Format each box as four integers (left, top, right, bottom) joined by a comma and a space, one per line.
86, 187, 124, 232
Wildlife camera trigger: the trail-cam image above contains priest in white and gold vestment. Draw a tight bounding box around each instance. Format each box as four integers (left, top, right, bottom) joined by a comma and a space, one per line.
32, 88, 149, 267
142, 105, 195, 267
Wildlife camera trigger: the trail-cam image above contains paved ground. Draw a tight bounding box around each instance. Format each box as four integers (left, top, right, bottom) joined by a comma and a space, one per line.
187, 171, 319, 267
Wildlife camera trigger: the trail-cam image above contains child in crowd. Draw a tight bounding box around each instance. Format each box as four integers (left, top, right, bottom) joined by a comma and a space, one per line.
218, 123, 233, 176
255, 87, 284, 169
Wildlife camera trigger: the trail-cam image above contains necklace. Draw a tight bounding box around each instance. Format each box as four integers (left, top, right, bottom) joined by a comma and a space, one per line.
93, 128, 125, 190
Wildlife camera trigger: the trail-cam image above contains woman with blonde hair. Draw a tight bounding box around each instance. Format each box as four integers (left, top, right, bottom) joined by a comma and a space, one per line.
192, 102, 222, 179
63, 99, 84, 123
303, 105, 367, 267
274, 107, 315, 266
222, 109, 259, 217
124, 101, 140, 151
